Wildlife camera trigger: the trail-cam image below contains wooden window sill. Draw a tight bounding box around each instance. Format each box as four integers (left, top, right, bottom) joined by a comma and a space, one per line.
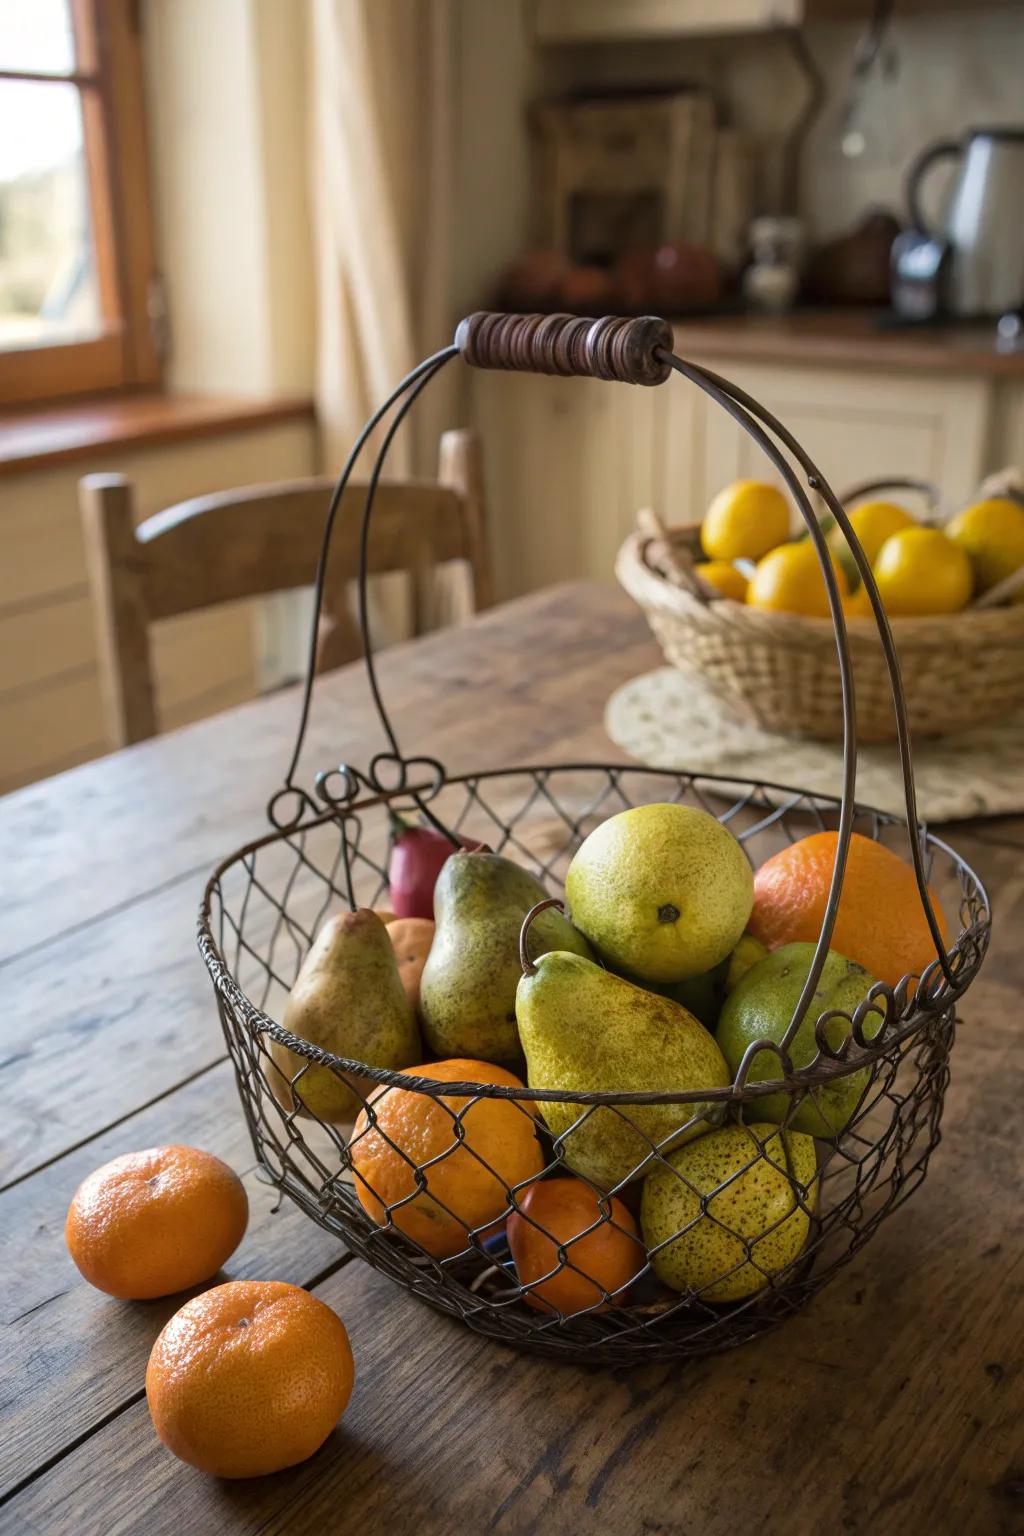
0, 391, 316, 477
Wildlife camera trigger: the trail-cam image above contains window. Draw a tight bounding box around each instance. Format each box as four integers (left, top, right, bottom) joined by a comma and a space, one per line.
0, 0, 160, 406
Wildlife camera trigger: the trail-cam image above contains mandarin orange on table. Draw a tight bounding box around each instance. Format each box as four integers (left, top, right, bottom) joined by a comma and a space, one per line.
65, 1145, 249, 1299
350, 1058, 543, 1258
146, 1280, 354, 1478
507, 1177, 644, 1317
748, 831, 949, 991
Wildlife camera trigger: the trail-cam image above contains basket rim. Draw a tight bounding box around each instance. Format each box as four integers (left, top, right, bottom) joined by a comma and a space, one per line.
197, 761, 990, 1107
616, 528, 1024, 646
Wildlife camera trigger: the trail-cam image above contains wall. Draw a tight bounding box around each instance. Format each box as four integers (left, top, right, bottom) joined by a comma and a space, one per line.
446, 1, 1022, 307
143, 0, 315, 395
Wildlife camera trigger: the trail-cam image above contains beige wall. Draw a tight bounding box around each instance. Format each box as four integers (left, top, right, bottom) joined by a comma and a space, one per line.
143, 0, 315, 395
446, 1, 1022, 287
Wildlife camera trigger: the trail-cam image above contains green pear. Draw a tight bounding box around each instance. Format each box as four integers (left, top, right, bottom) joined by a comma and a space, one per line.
516, 950, 730, 1189
641, 1122, 818, 1301
620, 957, 729, 1031
420, 852, 592, 1063
716, 942, 882, 1139
269, 908, 420, 1123
565, 804, 753, 984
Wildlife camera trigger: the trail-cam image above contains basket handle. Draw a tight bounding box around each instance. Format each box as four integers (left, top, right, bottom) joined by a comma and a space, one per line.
272, 311, 954, 1046
455, 311, 673, 386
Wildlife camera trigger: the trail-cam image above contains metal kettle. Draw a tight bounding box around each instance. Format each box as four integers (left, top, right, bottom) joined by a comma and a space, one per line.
906, 126, 1024, 317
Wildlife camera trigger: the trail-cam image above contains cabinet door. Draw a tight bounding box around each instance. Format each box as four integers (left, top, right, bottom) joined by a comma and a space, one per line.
472, 367, 667, 599
661, 357, 992, 526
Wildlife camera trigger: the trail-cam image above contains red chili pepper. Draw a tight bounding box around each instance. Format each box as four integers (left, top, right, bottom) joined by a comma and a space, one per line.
387, 815, 487, 918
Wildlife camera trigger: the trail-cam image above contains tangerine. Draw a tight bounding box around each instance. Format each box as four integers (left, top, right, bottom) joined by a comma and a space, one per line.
748, 831, 949, 990
350, 1059, 543, 1258
146, 1280, 353, 1477
66, 1145, 248, 1299
507, 1177, 644, 1316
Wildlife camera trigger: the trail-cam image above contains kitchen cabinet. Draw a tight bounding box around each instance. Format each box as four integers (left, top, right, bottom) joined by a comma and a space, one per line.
471, 331, 1009, 600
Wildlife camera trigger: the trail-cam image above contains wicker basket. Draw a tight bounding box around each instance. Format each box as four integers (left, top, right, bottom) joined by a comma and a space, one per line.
617, 522, 1024, 743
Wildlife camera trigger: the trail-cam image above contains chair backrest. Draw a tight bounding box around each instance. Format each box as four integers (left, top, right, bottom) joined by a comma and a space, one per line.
80, 428, 491, 748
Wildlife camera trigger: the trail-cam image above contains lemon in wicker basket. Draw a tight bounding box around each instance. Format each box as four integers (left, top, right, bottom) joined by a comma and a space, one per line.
873, 526, 973, 616
947, 495, 1024, 597
701, 480, 790, 562
829, 499, 915, 588
747, 541, 850, 618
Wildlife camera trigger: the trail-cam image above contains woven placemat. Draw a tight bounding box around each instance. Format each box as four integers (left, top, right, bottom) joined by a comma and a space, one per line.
605, 668, 1024, 822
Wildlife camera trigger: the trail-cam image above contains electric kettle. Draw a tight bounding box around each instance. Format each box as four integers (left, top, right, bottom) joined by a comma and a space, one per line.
905, 126, 1024, 317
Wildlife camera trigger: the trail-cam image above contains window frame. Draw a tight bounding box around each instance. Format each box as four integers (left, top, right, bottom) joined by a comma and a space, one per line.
0, 0, 161, 407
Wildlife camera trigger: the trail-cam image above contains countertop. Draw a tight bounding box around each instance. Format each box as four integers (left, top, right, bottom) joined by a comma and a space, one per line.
670, 309, 1024, 378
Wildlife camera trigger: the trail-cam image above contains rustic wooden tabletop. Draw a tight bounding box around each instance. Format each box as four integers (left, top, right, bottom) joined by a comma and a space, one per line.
2, 582, 1021, 1536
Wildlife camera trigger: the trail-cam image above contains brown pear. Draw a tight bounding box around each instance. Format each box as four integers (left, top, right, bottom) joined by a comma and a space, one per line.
269, 908, 420, 1123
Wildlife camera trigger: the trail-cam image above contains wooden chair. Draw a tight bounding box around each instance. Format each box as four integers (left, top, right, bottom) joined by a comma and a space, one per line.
80, 428, 491, 748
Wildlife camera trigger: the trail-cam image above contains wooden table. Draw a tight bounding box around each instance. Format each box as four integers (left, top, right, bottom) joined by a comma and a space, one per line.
2, 582, 1021, 1536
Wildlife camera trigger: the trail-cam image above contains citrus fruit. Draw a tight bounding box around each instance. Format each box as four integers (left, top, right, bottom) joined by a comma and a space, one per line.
747, 540, 850, 618
717, 943, 882, 1139
748, 830, 949, 990
701, 480, 790, 562
946, 496, 1024, 596
832, 500, 914, 571
641, 1123, 817, 1302
66, 1145, 248, 1300
843, 582, 874, 619
872, 526, 972, 615
694, 560, 748, 602
386, 916, 435, 1011
507, 1177, 644, 1316
146, 1280, 354, 1477
350, 1058, 543, 1257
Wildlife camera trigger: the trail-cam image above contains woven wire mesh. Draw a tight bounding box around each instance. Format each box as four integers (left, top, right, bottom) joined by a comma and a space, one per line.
200, 764, 989, 1366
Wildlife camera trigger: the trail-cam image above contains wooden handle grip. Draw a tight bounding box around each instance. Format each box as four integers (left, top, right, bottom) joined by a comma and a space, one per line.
454, 312, 673, 386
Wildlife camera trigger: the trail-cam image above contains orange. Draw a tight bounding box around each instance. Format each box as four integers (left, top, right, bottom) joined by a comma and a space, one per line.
507, 1177, 644, 1317
747, 540, 850, 618
146, 1280, 354, 1478
386, 916, 435, 1011
350, 1059, 543, 1258
66, 1145, 248, 1300
749, 831, 949, 990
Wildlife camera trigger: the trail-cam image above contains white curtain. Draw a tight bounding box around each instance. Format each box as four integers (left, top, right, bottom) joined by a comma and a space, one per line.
310, 0, 456, 479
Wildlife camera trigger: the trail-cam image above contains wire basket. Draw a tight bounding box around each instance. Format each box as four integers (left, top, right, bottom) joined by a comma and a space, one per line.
199, 312, 991, 1367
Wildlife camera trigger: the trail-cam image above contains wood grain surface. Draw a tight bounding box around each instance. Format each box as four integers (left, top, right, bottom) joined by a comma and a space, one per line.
0, 582, 1021, 1536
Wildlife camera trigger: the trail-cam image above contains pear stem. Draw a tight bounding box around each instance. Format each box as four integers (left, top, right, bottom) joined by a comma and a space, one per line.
519, 897, 565, 976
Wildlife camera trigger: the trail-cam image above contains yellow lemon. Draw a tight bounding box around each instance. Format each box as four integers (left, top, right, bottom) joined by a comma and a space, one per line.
831, 500, 915, 574
694, 560, 748, 602
844, 583, 874, 619
702, 481, 790, 562
873, 527, 972, 616
747, 541, 850, 618
946, 496, 1024, 596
